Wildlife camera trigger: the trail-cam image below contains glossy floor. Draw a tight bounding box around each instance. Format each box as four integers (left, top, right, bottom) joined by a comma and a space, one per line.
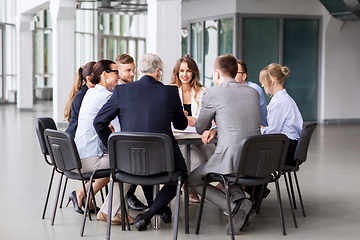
0, 101, 359, 240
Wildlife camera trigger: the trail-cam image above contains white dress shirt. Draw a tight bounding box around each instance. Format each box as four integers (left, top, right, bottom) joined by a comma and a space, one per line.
75, 84, 120, 159
261, 89, 303, 140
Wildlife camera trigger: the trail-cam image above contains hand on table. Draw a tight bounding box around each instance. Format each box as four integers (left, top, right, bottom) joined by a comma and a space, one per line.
201, 128, 217, 145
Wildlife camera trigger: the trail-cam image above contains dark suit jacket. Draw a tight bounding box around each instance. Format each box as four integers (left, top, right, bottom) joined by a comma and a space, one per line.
93, 75, 188, 171
65, 85, 88, 138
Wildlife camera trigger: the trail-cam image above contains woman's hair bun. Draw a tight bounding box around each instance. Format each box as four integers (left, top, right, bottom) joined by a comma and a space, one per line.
281, 66, 290, 78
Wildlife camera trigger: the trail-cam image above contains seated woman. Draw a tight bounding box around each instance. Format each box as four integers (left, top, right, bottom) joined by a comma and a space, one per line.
64, 61, 96, 138
170, 57, 216, 202
259, 63, 303, 166
70, 60, 134, 224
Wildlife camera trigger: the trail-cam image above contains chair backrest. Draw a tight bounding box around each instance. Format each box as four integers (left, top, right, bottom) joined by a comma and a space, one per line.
294, 122, 317, 164
108, 132, 175, 178
44, 129, 82, 173
234, 134, 289, 181
35, 117, 57, 155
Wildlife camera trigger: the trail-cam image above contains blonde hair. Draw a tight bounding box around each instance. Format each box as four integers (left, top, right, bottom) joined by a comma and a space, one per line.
259, 63, 290, 90
63, 61, 95, 122
170, 57, 203, 106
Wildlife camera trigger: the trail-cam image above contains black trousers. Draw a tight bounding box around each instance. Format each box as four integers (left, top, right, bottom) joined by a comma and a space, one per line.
141, 185, 177, 215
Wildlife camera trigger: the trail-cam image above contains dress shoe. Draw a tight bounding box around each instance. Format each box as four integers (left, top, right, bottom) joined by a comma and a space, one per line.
226, 198, 252, 235
66, 191, 84, 215
127, 195, 148, 211
97, 211, 136, 225
134, 214, 149, 231
159, 207, 172, 223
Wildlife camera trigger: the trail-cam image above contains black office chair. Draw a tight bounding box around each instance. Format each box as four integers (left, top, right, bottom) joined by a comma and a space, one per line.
283, 122, 317, 217
35, 117, 69, 219
44, 129, 110, 236
106, 132, 189, 240
195, 134, 289, 239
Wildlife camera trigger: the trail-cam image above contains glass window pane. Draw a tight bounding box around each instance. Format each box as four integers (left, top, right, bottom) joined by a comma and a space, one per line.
219, 18, 233, 55
181, 28, 188, 57
191, 22, 203, 84
243, 18, 279, 103
283, 19, 319, 121
204, 20, 218, 87
128, 40, 136, 62
0, 26, 3, 99
108, 38, 115, 61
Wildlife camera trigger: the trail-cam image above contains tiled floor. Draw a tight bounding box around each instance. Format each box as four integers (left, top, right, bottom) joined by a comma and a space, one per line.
1, 101, 360, 240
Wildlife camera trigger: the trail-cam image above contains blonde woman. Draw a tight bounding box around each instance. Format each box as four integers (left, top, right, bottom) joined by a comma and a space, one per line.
170, 57, 216, 202
259, 63, 303, 166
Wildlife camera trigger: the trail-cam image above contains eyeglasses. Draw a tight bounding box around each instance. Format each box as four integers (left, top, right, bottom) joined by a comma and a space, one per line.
237, 72, 245, 74
105, 69, 119, 75
159, 68, 163, 75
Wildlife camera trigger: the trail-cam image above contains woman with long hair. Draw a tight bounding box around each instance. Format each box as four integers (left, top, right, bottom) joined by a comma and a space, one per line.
170, 57, 216, 202
64, 61, 96, 138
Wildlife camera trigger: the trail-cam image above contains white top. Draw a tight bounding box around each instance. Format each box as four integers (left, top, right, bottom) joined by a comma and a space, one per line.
178, 86, 206, 118
75, 84, 120, 159
261, 89, 303, 140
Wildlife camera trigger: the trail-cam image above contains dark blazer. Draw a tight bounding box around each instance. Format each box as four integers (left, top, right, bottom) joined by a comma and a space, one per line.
65, 85, 88, 138
94, 75, 188, 171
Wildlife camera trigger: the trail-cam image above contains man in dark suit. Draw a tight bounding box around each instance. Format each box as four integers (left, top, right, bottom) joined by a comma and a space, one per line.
94, 53, 188, 231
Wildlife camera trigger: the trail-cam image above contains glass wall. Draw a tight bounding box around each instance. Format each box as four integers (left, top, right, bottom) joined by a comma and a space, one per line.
181, 28, 188, 57
189, 17, 233, 86
0, 0, 16, 102
242, 16, 319, 121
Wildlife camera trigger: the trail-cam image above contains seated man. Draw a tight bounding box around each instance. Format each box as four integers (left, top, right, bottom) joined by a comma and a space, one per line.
94, 53, 188, 231
189, 54, 261, 235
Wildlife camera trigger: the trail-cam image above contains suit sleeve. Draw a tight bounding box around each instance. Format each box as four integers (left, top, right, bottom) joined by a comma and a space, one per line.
195, 89, 214, 134
171, 87, 188, 130
94, 88, 120, 148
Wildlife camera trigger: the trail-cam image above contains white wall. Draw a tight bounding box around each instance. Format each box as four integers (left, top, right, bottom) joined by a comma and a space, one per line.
16, 0, 49, 15
322, 17, 360, 121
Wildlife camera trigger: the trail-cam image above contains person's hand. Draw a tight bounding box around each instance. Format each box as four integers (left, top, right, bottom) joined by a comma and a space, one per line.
201, 128, 217, 145
187, 116, 197, 127
183, 110, 189, 117
108, 124, 115, 132
211, 119, 216, 127
260, 125, 265, 129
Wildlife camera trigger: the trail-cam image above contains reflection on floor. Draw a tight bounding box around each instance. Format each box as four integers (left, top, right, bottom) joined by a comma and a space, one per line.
1, 101, 360, 240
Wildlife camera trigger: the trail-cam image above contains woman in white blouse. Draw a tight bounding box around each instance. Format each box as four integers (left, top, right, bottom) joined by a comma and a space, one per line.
170, 57, 216, 202
259, 63, 303, 166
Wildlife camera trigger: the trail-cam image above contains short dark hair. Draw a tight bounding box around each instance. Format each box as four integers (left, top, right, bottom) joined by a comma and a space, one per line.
214, 54, 238, 78
89, 60, 116, 85
237, 60, 247, 74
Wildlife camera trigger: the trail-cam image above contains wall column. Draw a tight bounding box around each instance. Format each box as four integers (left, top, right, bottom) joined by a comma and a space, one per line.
146, 0, 182, 84
50, 0, 76, 125
16, 14, 33, 110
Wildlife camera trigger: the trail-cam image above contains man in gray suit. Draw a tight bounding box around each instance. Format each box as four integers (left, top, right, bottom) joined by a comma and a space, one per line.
188, 54, 261, 235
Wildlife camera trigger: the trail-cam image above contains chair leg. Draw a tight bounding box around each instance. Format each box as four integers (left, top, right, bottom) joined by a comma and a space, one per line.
81, 175, 95, 236
106, 175, 114, 240
220, 176, 234, 240
184, 179, 189, 234
51, 174, 63, 226
195, 179, 208, 235
42, 167, 55, 219
274, 179, 286, 235
255, 184, 265, 214
287, 172, 297, 209
283, 172, 298, 228
293, 172, 306, 217
173, 176, 183, 240
59, 177, 68, 208
119, 182, 130, 231
82, 181, 92, 221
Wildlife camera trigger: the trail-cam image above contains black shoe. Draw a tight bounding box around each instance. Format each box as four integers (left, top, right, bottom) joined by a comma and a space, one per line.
134, 214, 149, 231
160, 209, 172, 223
127, 195, 148, 211
66, 191, 84, 215
82, 202, 100, 214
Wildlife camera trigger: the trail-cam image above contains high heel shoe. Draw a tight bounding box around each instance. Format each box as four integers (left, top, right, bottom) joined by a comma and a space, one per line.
66, 191, 84, 214
82, 202, 100, 214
